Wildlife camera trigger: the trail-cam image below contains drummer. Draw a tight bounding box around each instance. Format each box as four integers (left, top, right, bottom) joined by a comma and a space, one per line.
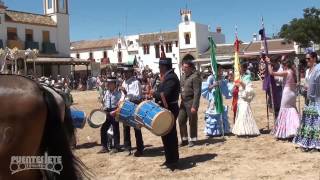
98, 76, 122, 154
119, 64, 145, 156
150, 57, 180, 170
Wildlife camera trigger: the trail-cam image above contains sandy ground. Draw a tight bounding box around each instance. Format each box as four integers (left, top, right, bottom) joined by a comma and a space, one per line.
72, 81, 320, 180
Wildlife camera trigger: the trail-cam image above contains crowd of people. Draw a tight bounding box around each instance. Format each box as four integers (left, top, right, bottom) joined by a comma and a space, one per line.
83, 51, 319, 170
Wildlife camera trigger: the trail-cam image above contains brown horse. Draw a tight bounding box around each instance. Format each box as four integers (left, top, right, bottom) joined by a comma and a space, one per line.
0, 75, 89, 180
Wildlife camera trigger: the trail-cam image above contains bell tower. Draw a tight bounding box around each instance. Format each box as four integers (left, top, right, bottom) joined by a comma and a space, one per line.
43, 0, 70, 57
180, 8, 191, 23
44, 0, 68, 15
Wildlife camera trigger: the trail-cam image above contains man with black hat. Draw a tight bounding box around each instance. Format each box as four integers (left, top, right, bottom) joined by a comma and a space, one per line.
119, 65, 144, 156
98, 76, 122, 154
150, 57, 180, 170
179, 60, 202, 147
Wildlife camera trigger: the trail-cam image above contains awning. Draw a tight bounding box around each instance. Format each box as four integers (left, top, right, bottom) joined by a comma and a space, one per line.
26, 57, 91, 65
193, 56, 233, 65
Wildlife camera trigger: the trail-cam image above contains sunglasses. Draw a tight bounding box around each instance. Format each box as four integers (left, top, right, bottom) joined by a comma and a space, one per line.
306, 58, 311, 61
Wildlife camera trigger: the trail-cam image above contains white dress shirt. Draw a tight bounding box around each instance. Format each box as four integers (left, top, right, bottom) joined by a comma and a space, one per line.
121, 77, 142, 102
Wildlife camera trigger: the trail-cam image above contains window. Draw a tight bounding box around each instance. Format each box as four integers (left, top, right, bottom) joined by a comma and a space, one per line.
185, 33, 191, 44
165, 43, 172, 53
184, 15, 189, 22
143, 44, 150, 54
118, 51, 122, 63
7, 28, 18, 40
103, 51, 107, 58
25, 29, 33, 42
48, 0, 52, 9
76, 53, 80, 59
155, 44, 160, 58
42, 31, 50, 42
175, 41, 178, 47
128, 40, 133, 45
89, 52, 93, 59
118, 43, 121, 49
59, 0, 65, 10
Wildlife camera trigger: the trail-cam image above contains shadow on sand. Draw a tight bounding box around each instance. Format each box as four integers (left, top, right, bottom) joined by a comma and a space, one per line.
260, 128, 272, 135
177, 153, 217, 170
75, 142, 100, 149
141, 146, 164, 157
196, 137, 227, 146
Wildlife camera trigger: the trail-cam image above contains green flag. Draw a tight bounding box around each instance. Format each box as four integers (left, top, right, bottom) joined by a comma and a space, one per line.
208, 37, 224, 114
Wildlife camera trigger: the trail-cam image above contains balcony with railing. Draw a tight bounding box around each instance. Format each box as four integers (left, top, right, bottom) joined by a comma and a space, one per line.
25, 41, 39, 50
7, 40, 24, 49
42, 42, 57, 54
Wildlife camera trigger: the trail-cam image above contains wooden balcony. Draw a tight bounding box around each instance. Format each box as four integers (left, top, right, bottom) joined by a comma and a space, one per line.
7, 40, 24, 49
25, 41, 39, 50
42, 42, 57, 54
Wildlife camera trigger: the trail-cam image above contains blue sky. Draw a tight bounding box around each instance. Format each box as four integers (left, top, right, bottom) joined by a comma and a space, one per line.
4, 0, 320, 43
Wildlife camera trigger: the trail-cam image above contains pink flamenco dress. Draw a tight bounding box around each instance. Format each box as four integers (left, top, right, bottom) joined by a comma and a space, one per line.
272, 70, 300, 139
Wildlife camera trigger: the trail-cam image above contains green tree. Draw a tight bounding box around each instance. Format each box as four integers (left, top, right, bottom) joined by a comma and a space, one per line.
279, 7, 320, 47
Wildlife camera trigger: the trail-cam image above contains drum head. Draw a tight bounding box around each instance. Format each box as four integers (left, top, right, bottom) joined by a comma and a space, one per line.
151, 110, 174, 136
88, 110, 107, 128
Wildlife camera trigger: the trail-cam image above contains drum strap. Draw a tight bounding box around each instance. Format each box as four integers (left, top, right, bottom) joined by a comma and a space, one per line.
160, 92, 169, 109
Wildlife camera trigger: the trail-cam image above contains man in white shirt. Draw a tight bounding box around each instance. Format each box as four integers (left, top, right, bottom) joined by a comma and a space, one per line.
119, 65, 144, 156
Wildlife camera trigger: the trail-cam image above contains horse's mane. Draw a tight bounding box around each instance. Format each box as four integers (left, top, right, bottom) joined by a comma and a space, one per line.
0, 74, 91, 180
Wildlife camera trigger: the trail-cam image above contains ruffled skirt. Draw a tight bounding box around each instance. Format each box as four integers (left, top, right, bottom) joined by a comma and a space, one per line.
232, 101, 260, 136
204, 106, 230, 136
272, 107, 300, 139
293, 104, 320, 149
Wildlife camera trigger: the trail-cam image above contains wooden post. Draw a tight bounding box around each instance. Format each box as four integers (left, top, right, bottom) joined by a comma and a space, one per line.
33, 58, 36, 78
58, 64, 61, 75
42, 64, 44, 76
86, 64, 89, 77
73, 64, 76, 89
15, 59, 17, 74
24, 58, 27, 76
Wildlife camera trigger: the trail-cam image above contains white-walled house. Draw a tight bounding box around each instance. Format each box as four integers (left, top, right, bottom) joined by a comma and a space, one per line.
0, 0, 74, 77
70, 8, 226, 76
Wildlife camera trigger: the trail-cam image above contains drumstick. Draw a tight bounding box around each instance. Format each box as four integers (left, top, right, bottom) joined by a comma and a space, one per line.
160, 92, 169, 109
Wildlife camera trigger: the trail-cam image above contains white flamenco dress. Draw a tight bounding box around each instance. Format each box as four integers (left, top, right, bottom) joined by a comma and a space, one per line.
202, 75, 232, 136
232, 75, 260, 136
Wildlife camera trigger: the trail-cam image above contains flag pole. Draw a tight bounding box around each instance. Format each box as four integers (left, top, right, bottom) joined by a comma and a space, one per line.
208, 37, 224, 139
233, 25, 240, 124
261, 17, 276, 129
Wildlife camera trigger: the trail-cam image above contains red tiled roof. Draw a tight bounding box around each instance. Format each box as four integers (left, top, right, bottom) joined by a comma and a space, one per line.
5, 10, 57, 27
139, 31, 178, 44
70, 38, 117, 51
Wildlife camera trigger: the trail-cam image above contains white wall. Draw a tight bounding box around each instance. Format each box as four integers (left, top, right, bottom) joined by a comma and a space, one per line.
138, 43, 180, 74
0, 10, 5, 44
50, 13, 70, 56
178, 21, 197, 50
3, 22, 58, 50
195, 23, 210, 54
125, 35, 139, 52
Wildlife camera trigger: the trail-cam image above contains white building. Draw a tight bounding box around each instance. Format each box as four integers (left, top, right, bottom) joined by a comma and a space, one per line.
70, 8, 226, 75
0, 0, 74, 77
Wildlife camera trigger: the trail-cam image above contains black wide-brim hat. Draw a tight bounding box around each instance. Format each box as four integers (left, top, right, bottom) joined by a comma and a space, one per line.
159, 58, 172, 66
122, 64, 134, 71
106, 76, 117, 83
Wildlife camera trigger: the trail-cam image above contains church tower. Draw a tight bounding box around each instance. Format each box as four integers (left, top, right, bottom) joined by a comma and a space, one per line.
43, 0, 70, 56
180, 9, 192, 24
44, 0, 68, 15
